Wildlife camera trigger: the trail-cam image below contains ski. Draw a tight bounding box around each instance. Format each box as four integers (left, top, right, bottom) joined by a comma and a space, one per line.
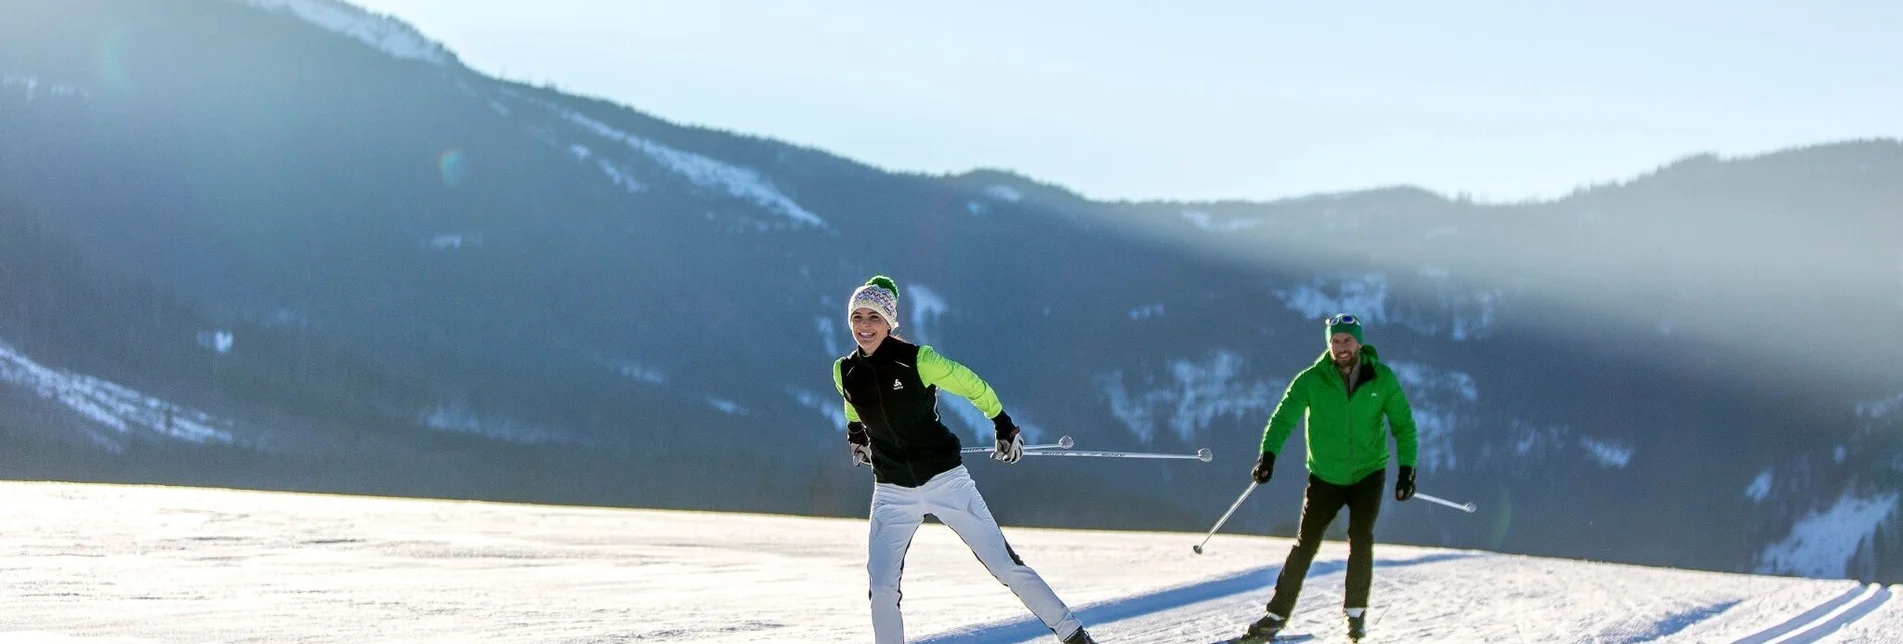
1217, 634, 1314, 644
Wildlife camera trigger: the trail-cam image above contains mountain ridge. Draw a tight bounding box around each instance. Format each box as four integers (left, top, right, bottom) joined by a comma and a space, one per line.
1, 0, 1898, 585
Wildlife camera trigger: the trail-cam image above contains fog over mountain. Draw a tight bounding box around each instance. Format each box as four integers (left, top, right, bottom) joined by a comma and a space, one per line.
2, 0, 1899, 584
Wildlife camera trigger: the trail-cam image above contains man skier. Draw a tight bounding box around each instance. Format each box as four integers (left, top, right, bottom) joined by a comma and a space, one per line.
1239, 314, 1419, 643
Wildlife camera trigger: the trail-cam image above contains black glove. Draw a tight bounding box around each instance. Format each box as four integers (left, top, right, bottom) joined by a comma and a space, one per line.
991, 411, 1022, 464
1251, 451, 1275, 484
847, 422, 872, 467
1394, 465, 1416, 501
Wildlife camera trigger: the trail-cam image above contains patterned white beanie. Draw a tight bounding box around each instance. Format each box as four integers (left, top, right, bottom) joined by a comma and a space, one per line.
848, 275, 901, 330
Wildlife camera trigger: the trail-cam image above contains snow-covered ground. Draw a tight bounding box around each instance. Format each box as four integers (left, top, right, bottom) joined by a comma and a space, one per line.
0, 481, 1891, 643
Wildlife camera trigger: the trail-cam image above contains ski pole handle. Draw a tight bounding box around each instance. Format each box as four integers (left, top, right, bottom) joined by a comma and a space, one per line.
1194, 481, 1259, 555
960, 435, 1075, 454
1414, 492, 1476, 513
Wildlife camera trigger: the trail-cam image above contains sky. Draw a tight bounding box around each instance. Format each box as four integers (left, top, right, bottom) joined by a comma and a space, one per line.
346, 0, 1903, 202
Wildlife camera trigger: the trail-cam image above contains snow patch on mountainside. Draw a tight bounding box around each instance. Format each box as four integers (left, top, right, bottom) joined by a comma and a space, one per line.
570, 136, 646, 193
593, 158, 646, 194
1278, 273, 1500, 341
937, 395, 993, 445
816, 317, 845, 358
1747, 468, 1774, 503
1757, 490, 1900, 578
1179, 210, 1261, 232
1500, 419, 1572, 464
985, 185, 1023, 202
256, 308, 311, 330
906, 285, 950, 344
1408, 268, 1502, 340
0, 341, 236, 447
1578, 436, 1635, 468
241, 0, 453, 65
1129, 303, 1165, 320
606, 359, 666, 385
558, 110, 823, 228
195, 329, 235, 354
1279, 274, 1391, 321
419, 404, 576, 445
1386, 361, 1478, 402
787, 387, 846, 429
1385, 360, 1478, 472
422, 233, 483, 250
1095, 351, 1278, 443
935, 399, 1046, 446
1489, 418, 1644, 473
1857, 392, 1903, 421
1, 74, 89, 100
706, 398, 747, 415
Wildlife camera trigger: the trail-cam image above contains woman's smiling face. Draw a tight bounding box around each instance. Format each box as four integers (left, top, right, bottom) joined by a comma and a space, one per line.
850, 308, 890, 354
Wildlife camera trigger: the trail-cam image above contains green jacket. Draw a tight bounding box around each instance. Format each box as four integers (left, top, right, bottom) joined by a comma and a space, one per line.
1260, 345, 1420, 486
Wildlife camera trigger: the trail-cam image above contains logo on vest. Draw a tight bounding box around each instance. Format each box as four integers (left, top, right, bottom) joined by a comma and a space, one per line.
892, 379, 904, 390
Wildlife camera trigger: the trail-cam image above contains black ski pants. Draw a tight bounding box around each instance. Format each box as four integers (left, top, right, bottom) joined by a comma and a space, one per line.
1265, 469, 1385, 616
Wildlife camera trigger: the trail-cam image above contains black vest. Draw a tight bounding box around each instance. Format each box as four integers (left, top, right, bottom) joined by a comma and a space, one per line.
838, 339, 963, 487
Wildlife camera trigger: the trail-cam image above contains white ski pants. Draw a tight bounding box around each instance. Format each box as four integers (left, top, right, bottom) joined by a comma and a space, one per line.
867, 465, 1083, 643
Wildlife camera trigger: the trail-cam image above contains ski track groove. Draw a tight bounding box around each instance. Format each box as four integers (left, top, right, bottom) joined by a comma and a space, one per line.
913, 554, 1474, 644
1729, 583, 1891, 644
1590, 599, 1742, 643
924, 552, 1903, 644
1819, 585, 1903, 643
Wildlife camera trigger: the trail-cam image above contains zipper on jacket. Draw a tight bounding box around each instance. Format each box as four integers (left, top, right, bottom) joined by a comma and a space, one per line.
1339, 363, 1355, 470
865, 353, 921, 486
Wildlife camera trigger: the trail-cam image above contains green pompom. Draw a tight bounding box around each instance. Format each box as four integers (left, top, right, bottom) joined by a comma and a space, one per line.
865, 275, 900, 299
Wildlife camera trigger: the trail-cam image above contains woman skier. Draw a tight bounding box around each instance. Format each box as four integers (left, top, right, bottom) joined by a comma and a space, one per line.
831, 275, 1096, 644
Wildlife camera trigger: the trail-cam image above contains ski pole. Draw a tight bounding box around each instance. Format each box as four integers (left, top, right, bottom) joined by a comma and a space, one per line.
1193, 481, 1258, 555
1414, 492, 1476, 513
1020, 448, 1212, 462
960, 435, 1075, 454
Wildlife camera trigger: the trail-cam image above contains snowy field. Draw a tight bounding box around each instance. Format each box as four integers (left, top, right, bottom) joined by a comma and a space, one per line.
0, 481, 1894, 644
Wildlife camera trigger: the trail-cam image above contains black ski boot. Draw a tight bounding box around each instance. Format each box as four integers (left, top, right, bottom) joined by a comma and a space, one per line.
1239, 612, 1285, 642
1346, 611, 1367, 641
1061, 627, 1098, 644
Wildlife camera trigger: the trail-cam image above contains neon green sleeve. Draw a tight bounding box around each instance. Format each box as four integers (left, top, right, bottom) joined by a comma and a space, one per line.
832, 358, 861, 423
916, 346, 1004, 418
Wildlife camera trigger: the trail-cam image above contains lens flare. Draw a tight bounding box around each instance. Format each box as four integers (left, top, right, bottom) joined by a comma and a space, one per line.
1485, 489, 1513, 550
96, 29, 131, 91
439, 149, 468, 187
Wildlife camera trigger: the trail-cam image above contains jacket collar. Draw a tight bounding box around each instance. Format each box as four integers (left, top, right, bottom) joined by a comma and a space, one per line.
1313, 345, 1381, 389
855, 336, 914, 362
